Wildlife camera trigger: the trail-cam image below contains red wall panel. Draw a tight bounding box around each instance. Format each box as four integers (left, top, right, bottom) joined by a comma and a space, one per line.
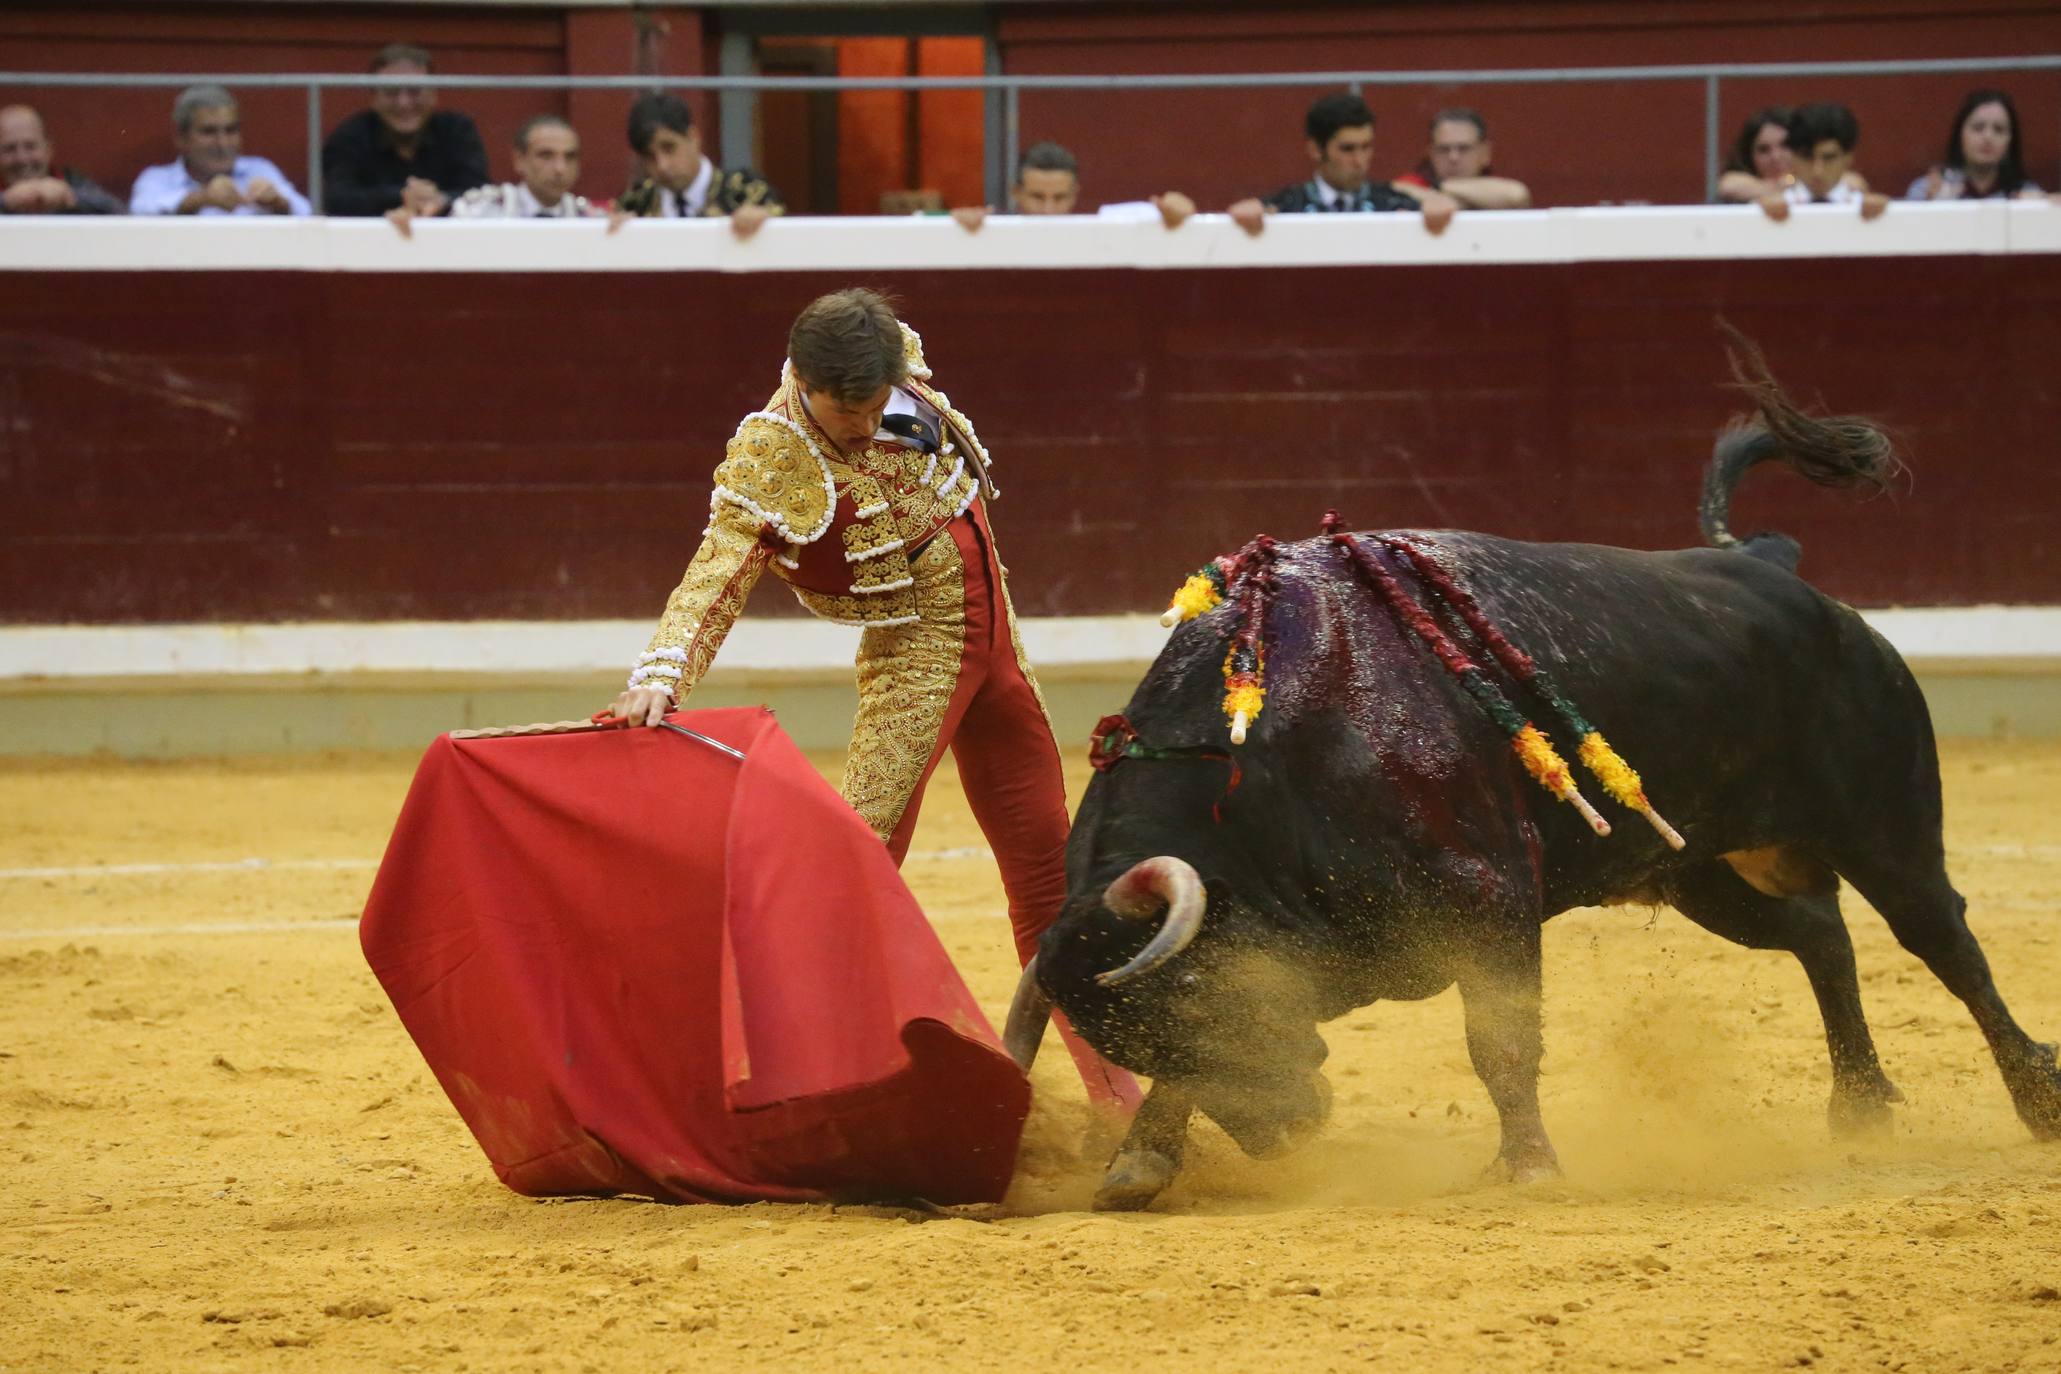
835, 37, 911, 216
826, 36, 985, 214
3, 253, 2057, 624
916, 37, 986, 211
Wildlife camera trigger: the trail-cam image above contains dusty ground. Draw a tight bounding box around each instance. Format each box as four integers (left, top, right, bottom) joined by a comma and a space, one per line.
2, 737, 2058, 1374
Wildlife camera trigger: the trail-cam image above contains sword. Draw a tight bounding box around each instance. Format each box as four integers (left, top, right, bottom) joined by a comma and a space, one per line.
655, 720, 747, 762
449, 713, 748, 763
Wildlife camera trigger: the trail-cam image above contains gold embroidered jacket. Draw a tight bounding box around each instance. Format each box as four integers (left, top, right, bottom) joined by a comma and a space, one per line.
630, 324, 998, 701
616, 165, 784, 217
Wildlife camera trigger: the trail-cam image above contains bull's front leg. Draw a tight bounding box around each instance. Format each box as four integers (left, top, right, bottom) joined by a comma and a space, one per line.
1458, 922, 1562, 1183
1091, 1081, 1194, 1212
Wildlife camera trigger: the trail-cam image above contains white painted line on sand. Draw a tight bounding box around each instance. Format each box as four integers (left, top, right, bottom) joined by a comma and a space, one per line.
0, 846, 999, 882
6, 843, 2049, 887
0, 906, 1020, 941
1, 857, 378, 880
2, 918, 363, 940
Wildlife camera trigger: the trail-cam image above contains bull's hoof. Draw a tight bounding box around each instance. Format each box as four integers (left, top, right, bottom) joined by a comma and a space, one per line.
1247, 1074, 1335, 1161
1482, 1148, 1562, 1186
1828, 1076, 1903, 1138
2009, 1044, 2061, 1140
1092, 1149, 1179, 1212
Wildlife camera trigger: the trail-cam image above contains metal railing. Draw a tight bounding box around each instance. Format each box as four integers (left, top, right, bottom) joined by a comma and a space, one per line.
6, 54, 2059, 211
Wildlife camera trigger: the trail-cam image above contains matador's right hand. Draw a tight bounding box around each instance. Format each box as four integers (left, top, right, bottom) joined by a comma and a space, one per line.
610, 685, 677, 727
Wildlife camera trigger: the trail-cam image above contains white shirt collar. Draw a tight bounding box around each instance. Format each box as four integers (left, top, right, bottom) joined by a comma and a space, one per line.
872, 386, 942, 444
1784, 180, 1859, 204
514, 182, 586, 216
679, 156, 715, 216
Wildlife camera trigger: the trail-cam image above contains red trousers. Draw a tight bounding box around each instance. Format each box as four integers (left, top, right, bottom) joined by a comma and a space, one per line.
858, 513, 1140, 1112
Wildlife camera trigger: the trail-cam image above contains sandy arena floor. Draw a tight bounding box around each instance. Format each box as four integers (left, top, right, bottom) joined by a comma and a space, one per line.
2, 736, 2059, 1373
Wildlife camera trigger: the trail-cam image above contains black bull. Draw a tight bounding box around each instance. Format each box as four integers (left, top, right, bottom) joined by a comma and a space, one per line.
1005, 351, 2061, 1212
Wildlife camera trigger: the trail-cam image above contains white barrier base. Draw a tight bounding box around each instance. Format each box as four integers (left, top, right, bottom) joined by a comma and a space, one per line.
1, 608, 2055, 682
1, 609, 2056, 756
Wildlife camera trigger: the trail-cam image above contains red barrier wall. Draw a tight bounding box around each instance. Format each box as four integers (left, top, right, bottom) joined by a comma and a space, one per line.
4, 252, 2056, 623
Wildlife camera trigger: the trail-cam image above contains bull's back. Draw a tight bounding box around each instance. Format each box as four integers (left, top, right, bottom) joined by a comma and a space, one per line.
1381, 532, 1931, 861
1413, 532, 1893, 705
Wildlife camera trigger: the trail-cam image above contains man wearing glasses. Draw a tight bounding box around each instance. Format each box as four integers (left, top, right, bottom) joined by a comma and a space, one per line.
321, 42, 490, 217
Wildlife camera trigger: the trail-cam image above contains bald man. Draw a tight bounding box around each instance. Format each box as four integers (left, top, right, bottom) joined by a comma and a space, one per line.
0, 105, 124, 215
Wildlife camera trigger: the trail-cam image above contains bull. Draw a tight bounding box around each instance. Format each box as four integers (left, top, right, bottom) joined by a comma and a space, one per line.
1004, 334, 2061, 1212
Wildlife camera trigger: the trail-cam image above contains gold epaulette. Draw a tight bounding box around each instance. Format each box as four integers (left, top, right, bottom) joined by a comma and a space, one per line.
712, 412, 837, 545
895, 320, 995, 497
615, 178, 659, 216
898, 320, 933, 380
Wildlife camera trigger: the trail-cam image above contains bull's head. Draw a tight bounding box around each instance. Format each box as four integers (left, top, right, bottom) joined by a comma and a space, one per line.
1008, 855, 1333, 1160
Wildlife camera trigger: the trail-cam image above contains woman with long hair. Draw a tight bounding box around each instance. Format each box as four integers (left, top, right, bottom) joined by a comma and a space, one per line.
1907, 89, 2042, 200
1716, 105, 1794, 202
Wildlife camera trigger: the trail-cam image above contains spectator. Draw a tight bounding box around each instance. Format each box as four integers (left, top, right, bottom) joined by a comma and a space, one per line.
1228, 92, 1456, 236
1012, 140, 1081, 212
1716, 106, 1794, 203
322, 43, 489, 217
947, 140, 1195, 231
1907, 89, 2042, 201
442, 116, 597, 222
0, 104, 123, 214
128, 85, 310, 216
1760, 103, 1887, 221
613, 93, 779, 240
1392, 108, 1531, 209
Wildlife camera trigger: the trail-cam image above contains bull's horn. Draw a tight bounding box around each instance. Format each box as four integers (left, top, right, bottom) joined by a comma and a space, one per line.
1002, 957, 1053, 1071
1096, 856, 1205, 987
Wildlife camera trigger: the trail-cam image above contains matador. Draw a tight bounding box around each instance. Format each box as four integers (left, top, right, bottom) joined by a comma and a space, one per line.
611, 288, 1139, 1111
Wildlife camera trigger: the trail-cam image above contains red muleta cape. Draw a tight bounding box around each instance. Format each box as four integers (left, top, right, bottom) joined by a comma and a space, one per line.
359, 706, 1032, 1205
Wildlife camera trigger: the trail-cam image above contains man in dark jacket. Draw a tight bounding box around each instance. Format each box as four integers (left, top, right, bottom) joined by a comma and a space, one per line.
321, 42, 489, 217
611, 93, 780, 239
0, 105, 123, 214
1229, 92, 1455, 236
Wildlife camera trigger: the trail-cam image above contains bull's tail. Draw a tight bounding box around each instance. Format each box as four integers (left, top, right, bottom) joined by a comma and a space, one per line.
1699, 322, 1902, 568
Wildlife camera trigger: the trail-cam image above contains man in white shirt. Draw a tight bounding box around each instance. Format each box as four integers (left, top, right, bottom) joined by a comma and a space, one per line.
433, 116, 596, 223
128, 85, 311, 217
1758, 103, 1888, 223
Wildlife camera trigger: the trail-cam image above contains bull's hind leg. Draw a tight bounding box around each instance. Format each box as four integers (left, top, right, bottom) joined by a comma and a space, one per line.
1459, 920, 1561, 1182
1831, 848, 2061, 1139
1664, 860, 1901, 1134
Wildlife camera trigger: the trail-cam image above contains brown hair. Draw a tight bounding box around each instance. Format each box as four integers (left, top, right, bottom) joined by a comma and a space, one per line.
371, 43, 433, 73
788, 288, 907, 403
